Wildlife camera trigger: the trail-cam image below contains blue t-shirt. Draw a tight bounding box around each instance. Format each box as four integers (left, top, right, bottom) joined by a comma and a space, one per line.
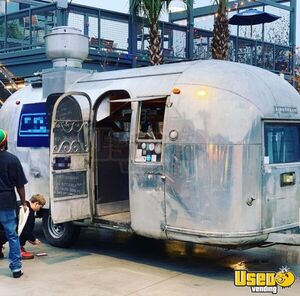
0, 151, 28, 210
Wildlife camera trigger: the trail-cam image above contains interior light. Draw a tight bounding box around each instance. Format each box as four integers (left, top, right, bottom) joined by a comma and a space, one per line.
17, 83, 25, 89
196, 89, 208, 97
168, 0, 186, 13
4, 83, 25, 90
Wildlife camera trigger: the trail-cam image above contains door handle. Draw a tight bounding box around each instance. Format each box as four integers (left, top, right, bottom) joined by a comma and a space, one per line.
145, 171, 162, 176
145, 171, 166, 181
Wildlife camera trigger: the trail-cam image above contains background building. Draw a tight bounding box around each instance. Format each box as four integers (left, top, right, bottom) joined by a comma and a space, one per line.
0, 0, 299, 102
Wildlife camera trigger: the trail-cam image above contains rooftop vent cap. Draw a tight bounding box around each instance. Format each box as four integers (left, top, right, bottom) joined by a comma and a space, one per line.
45, 26, 89, 68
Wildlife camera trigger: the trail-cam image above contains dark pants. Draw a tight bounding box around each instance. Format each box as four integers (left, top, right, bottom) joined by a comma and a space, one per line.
0, 223, 7, 245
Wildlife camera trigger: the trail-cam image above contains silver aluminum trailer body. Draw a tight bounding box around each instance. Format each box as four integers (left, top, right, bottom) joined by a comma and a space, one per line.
1, 60, 300, 247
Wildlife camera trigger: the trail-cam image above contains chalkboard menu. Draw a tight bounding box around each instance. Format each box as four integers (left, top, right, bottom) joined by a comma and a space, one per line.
56, 97, 82, 121
53, 171, 87, 198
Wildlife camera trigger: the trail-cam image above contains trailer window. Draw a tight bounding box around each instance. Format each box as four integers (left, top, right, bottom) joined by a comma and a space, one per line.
264, 123, 300, 164
135, 98, 166, 163
17, 103, 49, 148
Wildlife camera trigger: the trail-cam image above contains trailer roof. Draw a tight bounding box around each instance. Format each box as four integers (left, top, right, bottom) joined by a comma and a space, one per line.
74, 60, 300, 118
179, 60, 300, 117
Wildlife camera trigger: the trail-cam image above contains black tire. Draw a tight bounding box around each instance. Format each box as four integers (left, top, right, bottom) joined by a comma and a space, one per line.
42, 211, 80, 248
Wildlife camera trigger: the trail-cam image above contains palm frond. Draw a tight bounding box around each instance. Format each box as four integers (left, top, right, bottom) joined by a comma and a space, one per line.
130, 0, 168, 24
130, 0, 172, 65
130, 1, 193, 65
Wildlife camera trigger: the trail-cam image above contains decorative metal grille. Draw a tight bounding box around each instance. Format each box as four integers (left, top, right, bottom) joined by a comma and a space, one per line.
53, 120, 89, 154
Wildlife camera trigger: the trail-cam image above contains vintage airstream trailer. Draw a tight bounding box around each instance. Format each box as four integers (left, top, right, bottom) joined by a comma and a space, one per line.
1, 27, 300, 248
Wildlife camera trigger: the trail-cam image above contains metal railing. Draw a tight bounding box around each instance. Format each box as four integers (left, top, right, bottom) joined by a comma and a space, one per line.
192, 28, 292, 74
0, 3, 293, 75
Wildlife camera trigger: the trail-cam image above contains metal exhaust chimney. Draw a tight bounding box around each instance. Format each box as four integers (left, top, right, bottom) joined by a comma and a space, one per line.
45, 26, 89, 68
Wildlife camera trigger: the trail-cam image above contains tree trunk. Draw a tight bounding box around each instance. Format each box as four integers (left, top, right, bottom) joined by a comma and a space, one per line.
212, 10, 230, 60
148, 23, 163, 65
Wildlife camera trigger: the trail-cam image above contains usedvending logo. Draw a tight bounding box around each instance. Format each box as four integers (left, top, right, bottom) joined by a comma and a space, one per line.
234, 267, 296, 294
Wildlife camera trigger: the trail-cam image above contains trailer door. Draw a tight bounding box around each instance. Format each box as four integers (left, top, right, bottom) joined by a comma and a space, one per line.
50, 92, 92, 223
263, 121, 300, 229
129, 96, 168, 237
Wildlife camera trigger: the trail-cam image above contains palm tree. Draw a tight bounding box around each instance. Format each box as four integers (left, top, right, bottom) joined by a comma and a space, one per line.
130, 0, 171, 65
211, 0, 230, 60
295, 70, 300, 93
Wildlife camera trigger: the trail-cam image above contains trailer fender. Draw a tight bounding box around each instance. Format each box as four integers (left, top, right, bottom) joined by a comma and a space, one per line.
42, 210, 80, 248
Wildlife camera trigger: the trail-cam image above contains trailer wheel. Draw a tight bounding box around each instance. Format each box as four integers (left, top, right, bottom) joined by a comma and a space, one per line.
42, 211, 80, 248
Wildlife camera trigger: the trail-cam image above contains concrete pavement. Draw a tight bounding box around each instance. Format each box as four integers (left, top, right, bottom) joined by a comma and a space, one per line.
0, 222, 299, 296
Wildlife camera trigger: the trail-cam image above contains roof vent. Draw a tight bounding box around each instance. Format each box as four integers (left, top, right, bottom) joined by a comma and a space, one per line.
45, 26, 89, 68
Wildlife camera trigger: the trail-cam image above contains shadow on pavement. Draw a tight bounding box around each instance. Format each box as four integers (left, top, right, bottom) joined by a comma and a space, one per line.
32, 221, 300, 281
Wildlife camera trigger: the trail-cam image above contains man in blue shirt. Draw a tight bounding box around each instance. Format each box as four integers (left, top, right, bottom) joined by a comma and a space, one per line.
0, 129, 27, 278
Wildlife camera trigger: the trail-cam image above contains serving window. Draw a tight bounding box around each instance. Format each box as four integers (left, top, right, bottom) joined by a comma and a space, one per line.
264, 122, 300, 164
135, 98, 166, 163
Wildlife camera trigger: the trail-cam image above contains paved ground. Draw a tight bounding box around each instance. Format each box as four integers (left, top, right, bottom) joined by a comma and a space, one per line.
0, 221, 300, 296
